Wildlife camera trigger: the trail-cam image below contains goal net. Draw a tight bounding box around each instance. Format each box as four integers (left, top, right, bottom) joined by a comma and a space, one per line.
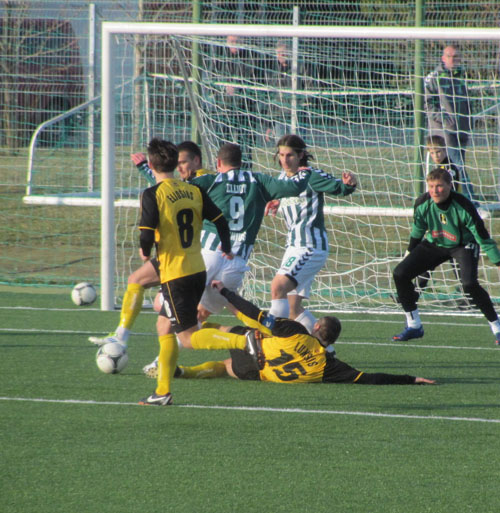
95, 24, 500, 311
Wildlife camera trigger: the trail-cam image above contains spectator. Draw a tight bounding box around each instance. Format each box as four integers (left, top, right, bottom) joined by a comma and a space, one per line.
424, 45, 474, 200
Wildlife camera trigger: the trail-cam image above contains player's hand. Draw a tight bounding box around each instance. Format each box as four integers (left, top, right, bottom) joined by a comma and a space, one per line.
342, 171, 357, 187
139, 248, 150, 262
211, 280, 225, 292
222, 251, 234, 260
131, 152, 147, 166
415, 377, 436, 384
265, 199, 280, 217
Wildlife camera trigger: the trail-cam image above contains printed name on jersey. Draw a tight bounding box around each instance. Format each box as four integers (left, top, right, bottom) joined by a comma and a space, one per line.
294, 342, 320, 367
431, 230, 457, 242
226, 183, 247, 194
166, 189, 194, 203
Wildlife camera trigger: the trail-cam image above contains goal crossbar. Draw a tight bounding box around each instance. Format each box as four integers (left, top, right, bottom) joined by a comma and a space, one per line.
101, 22, 500, 311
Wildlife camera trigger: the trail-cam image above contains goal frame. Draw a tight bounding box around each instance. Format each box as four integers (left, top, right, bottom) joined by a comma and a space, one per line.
100, 22, 500, 311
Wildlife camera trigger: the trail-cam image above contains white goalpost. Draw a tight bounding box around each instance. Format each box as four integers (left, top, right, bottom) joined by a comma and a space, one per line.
99, 22, 500, 312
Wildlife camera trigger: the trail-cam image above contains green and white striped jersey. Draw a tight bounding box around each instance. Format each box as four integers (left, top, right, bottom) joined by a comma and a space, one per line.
278, 167, 356, 250
192, 169, 306, 260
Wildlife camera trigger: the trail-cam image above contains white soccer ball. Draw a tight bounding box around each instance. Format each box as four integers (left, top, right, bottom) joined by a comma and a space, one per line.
96, 342, 129, 374
71, 282, 97, 306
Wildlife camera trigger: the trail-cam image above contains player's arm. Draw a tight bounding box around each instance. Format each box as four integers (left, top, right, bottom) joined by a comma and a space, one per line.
131, 153, 155, 186
459, 198, 500, 265
212, 281, 308, 337
307, 168, 356, 196
408, 194, 429, 249
353, 369, 435, 385
138, 187, 159, 258
260, 170, 309, 201
199, 188, 232, 257
423, 72, 444, 126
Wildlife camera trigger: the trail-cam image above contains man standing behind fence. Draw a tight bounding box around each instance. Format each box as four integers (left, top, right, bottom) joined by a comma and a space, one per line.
424, 45, 474, 201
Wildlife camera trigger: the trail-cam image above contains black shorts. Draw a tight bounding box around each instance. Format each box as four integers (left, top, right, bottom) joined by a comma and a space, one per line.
322, 353, 362, 383
159, 271, 206, 333
229, 349, 261, 381
150, 257, 160, 277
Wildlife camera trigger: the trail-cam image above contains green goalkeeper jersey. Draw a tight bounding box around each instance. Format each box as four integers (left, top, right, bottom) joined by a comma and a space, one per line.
192, 169, 306, 260
411, 191, 500, 265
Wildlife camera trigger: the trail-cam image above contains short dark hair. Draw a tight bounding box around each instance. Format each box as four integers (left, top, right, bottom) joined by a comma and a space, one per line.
276, 134, 313, 167
147, 138, 178, 173
217, 143, 242, 168
316, 316, 342, 346
427, 166, 452, 184
426, 135, 446, 148
177, 140, 203, 164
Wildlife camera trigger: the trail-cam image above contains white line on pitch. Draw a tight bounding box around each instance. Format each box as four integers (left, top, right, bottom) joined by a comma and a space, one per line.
0, 327, 497, 352
1, 396, 499, 424
337, 341, 500, 351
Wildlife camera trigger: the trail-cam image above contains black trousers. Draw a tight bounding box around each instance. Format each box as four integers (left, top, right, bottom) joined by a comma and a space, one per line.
393, 240, 497, 321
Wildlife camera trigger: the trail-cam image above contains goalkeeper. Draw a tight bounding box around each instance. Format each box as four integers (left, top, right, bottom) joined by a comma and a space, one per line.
185, 280, 435, 385
392, 167, 500, 344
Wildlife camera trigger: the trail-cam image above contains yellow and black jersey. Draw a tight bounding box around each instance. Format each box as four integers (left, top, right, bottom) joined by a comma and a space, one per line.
260, 330, 327, 383
139, 178, 230, 283
194, 168, 214, 178
221, 287, 418, 386
220, 286, 327, 383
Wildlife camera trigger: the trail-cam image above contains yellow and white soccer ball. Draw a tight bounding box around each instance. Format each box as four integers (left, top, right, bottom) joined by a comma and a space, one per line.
71, 282, 97, 306
96, 342, 129, 374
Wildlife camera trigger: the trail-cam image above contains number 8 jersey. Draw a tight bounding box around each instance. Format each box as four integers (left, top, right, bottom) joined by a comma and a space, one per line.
139, 178, 226, 283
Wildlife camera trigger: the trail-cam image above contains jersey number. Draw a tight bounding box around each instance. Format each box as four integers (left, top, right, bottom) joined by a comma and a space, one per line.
229, 196, 244, 231
267, 349, 306, 382
176, 209, 194, 248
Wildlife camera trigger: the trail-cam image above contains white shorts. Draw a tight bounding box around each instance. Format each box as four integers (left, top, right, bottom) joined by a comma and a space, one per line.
199, 249, 250, 314
277, 246, 328, 299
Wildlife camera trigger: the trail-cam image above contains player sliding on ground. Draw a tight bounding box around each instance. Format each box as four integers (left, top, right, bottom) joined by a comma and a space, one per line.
184, 280, 435, 385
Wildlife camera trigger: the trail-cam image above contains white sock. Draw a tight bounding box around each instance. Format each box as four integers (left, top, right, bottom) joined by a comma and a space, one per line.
269, 299, 289, 318
294, 310, 317, 334
115, 327, 130, 343
488, 319, 500, 334
405, 310, 421, 329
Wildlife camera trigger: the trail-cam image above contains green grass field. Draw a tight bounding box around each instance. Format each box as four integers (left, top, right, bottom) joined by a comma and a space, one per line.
1, 286, 499, 513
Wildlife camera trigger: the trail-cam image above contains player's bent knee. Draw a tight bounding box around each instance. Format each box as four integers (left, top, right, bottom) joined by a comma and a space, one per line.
197, 305, 212, 322
224, 358, 238, 379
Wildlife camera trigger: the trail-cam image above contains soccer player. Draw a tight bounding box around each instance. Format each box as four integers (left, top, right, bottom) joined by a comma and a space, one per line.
392, 167, 500, 345
188, 141, 307, 322
87, 141, 213, 348
137, 138, 232, 406
267, 134, 357, 333
184, 280, 435, 385
140, 142, 308, 378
